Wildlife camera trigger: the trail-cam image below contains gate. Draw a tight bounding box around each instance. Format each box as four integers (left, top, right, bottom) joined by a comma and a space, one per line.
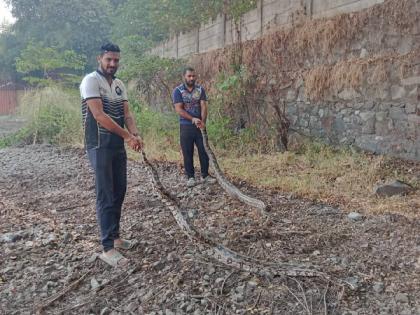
0, 89, 18, 115
0, 82, 23, 115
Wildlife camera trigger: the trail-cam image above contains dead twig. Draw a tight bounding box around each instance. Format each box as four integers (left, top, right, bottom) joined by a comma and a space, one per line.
285, 281, 311, 315
323, 282, 330, 315
55, 203, 91, 212
248, 289, 263, 312
291, 278, 311, 315
35, 271, 90, 314
220, 271, 235, 295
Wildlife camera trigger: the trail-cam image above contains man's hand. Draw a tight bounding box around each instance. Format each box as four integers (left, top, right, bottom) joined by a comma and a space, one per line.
125, 134, 144, 152
192, 118, 205, 129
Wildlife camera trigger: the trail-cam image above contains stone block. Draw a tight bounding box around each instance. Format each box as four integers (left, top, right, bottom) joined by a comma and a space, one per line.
321, 115, 334, 133
355, 135, 379, 153
288, 114, 298, 125
338, 88, 361, 101
389, 106, 406, 120
391, 85, 407, 100
286, 104, 297, 116
299, 118, 309, 128
309, 116, 321, 129
359, 111, 375, 121
397, 37, 413, 55
401, 76, 420, 86
407, 87, 418, 103
333, 117, 346, 134
360, 48, 368, 58
375, 119, 392, 136
408, 114, 420, 124
286, 89, 297, 101
374, 87, 389, 100
361, 119, 376, 134
375, 111, 388, 122
405, 103, 417, 114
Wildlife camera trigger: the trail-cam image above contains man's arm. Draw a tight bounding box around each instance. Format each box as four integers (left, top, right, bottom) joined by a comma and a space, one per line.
123, 101, 144, 150
123, 101, 139, 135
86, 98, 141, 151
200, 100, 208, 125
198, 87, 208, 129
175, 103, 201, 125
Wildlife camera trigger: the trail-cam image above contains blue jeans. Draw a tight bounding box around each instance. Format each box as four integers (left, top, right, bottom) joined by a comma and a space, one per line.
87, 148, 127, 252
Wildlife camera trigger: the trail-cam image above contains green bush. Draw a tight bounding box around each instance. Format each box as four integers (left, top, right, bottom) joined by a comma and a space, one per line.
9, 86, 83, 146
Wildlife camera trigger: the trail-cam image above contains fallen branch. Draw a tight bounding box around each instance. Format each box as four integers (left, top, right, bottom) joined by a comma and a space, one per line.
35, 271, 90, 314
248, 289, 263, 312
55, 203, 91, 212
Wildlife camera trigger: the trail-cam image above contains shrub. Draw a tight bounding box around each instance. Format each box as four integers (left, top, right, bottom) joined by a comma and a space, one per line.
8, 86, 83, 146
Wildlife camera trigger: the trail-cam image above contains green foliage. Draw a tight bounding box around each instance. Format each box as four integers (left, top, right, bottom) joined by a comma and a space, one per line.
120, 55, 181, 83
206, 103, 263, 155
121, 55, 184, 109
0, 30, 24, 81
0, 126, 30, 148
131, 98, 178, 140
213, 66, 251, 124
15, 43, 86, 87
206, 65, 278, 154
1, 0, 259, 81
7, 0, 112, 64
11, 87, 83, 146
111, 0, 258, 49
225, 0, 258, 21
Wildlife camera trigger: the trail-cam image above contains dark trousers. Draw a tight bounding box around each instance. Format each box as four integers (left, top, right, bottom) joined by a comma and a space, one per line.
180, 124, 209, 178
87, 148, 127, 252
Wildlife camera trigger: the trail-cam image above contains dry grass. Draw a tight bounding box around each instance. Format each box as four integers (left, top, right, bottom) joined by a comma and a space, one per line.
142, 137, 420, 218
127, 133, 181, 163
304, 60, 366, 101
303, 51, 420, 101
217, 144, 420, 218
304, 58, 367, 101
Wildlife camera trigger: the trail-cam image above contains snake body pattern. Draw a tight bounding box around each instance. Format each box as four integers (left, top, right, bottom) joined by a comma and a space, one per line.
200, 129, 268, 215
141, 130, 324, 278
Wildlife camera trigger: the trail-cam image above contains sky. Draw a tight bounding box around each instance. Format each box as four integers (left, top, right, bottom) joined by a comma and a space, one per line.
0, 0, 15, 25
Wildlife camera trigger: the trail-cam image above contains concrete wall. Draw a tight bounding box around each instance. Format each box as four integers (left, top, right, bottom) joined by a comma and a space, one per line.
199, 15, 225, 52
146, 0, 420, 160
312, 0, 385, 18
149, 0, 385, 58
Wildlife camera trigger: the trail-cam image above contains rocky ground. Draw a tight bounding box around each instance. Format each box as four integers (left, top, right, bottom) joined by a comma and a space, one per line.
0, 145, 419, 315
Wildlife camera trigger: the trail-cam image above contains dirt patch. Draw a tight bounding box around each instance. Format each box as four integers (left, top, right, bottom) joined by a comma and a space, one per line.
0, 145, 419, 314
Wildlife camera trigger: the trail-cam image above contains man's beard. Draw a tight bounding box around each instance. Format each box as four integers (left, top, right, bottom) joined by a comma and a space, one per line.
101, 65, 117, 76
186, 80, 196, 87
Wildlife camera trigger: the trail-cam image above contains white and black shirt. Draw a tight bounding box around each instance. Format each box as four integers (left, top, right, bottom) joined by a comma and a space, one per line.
80, 70, 128, 149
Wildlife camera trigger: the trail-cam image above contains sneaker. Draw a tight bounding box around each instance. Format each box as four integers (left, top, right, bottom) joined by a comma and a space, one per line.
201, 176, 217, 184
187, 177, 196, 188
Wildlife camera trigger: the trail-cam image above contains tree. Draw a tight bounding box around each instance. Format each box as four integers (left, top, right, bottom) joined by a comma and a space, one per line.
6, 0, 113, 66
0, 28, 23, 81
111, 0, 257, 44
16, 43, 86, 86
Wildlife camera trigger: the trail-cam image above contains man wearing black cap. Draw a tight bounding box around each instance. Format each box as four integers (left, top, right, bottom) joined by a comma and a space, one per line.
80, 43, 143, 267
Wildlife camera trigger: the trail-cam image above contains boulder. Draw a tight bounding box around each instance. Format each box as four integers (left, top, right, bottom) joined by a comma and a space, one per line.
374, 180, 413, 197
